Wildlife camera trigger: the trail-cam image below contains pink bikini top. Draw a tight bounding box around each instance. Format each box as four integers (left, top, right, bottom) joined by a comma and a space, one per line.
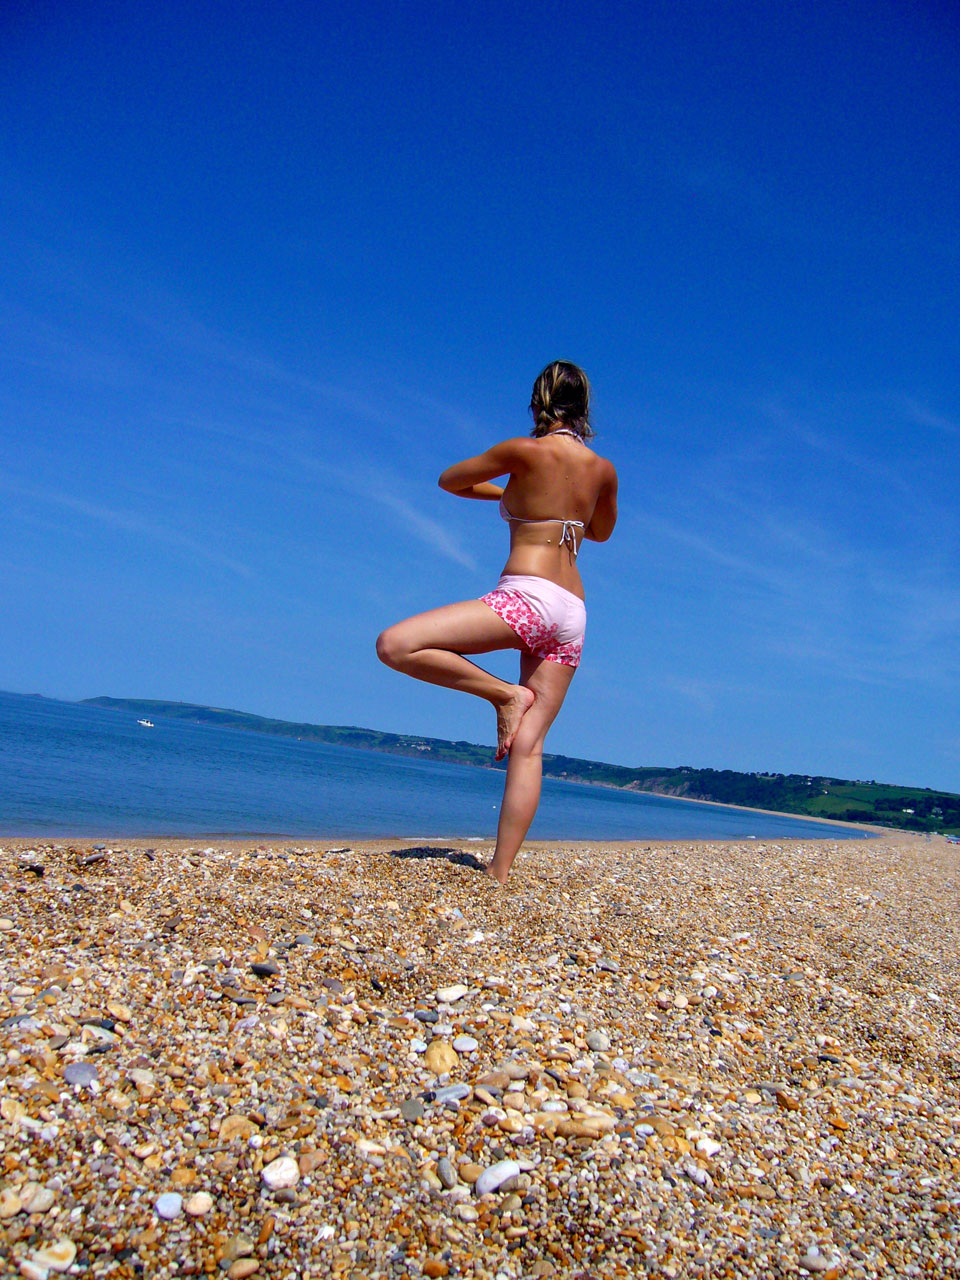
499, 498, 586, 557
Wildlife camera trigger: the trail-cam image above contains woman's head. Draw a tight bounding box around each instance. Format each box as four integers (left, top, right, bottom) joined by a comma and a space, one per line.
529, 360, 593, 439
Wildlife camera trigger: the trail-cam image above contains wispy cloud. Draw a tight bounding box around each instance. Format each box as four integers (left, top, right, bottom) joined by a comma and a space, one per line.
759, 399, 918, 498
146, 417, 480, 573
0, 474, 252, 577
633, 509, 800, 595
631, 485, 960, 690
902, 399, 960, 437
365, 489, 478, 572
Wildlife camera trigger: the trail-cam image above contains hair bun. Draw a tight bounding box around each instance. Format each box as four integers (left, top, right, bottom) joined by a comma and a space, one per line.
529, 360, 593, 439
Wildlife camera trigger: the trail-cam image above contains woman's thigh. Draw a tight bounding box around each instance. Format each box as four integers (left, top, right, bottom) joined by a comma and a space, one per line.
385, 599, 526, 657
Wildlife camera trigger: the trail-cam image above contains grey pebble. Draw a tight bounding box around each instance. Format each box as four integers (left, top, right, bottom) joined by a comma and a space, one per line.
433, 1083, 472, 1104
64, 1062, 98, 1087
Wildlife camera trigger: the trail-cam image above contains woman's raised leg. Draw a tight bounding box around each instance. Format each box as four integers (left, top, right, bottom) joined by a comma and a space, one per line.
486, 654, 576, 884
376, 600, 535, 759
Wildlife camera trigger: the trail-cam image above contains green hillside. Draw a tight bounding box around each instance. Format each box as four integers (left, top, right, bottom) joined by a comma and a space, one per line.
82, 696, 960, 835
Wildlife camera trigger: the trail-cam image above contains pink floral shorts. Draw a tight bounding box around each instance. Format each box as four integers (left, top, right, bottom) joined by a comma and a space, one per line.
480, 574, 586, 668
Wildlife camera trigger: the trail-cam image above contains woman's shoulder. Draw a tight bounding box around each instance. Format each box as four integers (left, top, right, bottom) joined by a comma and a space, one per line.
484, 435, 541, 468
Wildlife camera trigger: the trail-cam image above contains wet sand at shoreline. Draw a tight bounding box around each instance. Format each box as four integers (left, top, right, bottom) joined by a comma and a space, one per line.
2, 834, 959, 1278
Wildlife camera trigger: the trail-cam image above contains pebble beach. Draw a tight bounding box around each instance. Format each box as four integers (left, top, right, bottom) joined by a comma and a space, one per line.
2, 833, 959, 1279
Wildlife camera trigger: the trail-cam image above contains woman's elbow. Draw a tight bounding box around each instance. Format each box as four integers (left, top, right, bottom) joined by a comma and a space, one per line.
586, 520, 615, 543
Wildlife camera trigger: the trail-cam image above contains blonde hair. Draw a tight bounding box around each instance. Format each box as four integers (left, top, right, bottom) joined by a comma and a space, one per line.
529, 360, 594, 439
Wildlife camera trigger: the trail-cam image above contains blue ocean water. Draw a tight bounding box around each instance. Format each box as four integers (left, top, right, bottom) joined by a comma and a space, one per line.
0, 691, 870, 841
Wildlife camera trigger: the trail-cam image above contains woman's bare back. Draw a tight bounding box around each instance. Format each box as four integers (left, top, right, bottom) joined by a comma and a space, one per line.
499, 433, 616, 595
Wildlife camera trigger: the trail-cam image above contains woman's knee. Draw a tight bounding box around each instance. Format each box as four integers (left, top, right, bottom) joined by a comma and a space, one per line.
509, 728, 545, 762
376, 625, 408, 668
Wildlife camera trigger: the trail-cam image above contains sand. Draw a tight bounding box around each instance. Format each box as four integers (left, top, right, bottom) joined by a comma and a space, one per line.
1, 833, 959, 1278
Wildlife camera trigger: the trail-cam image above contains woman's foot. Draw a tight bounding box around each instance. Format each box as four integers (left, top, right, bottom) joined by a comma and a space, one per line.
484, 865, 508, 887
495, 686, 535, 761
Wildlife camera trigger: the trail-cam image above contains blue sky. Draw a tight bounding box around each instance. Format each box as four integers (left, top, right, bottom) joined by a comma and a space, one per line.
2, 0, 958, 791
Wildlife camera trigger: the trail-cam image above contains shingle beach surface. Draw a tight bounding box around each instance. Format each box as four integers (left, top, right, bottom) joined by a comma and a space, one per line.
2, 834, 959, 1278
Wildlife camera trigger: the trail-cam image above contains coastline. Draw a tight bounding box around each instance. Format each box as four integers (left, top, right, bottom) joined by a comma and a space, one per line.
0, 790, 888, 843
2, 833, 958, 1276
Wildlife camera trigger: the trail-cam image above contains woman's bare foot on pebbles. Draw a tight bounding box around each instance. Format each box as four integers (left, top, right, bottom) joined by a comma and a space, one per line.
495, 686, 535, 761
484, 865, 507, 887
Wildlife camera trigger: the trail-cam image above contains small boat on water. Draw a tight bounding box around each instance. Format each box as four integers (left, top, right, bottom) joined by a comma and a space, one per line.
137, 719, 155, 728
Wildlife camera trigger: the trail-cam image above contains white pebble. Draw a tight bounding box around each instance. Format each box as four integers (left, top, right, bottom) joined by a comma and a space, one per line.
437, 984, 470, 1003
453, 1035, 478, 1052
155, 1192, 182, 1220
799, 1249, 834, 1273
261, 1156, 299, 1189
30, 1238, 77, 1272
475, 1159, 520, 1196
184, 1191, 214, 1216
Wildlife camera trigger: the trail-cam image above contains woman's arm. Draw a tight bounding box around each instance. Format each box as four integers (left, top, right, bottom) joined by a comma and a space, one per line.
584, 464, 618, 542
438, 438, 530, 500
443, 481, 504, 501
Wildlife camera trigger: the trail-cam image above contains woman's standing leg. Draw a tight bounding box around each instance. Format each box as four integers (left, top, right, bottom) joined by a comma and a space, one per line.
486, 654, 576, 883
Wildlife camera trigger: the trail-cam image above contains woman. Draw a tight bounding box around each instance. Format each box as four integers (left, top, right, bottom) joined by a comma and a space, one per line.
376, 361, 618, 884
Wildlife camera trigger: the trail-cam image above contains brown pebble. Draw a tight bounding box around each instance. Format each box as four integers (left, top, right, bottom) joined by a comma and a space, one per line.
227, 1262, 260, 1280
220, 1115, 258, 1142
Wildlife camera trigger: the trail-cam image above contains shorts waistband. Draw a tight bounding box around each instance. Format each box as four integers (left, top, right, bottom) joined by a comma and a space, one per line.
494, 574, 585, 607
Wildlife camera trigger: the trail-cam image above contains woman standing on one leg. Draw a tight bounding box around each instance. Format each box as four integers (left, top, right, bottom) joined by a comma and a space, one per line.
376, 361, 618, 884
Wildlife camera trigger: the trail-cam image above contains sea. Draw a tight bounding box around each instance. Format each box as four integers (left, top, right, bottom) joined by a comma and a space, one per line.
0, 690, 870, 842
